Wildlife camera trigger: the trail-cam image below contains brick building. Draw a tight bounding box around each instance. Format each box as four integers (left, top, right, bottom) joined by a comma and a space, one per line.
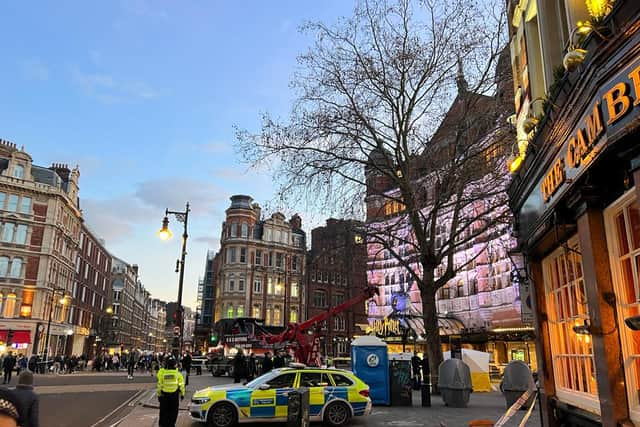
0, 141, 82, 356
71, 224, 112, 357
305, 219, 367, 357
213, 195, 306, 327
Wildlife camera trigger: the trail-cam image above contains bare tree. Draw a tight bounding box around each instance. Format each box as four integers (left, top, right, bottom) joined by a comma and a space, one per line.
237, 0, 511, 384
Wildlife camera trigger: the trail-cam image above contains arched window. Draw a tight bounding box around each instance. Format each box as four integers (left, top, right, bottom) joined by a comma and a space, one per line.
241, 223, 248, 238
226, 305, 234, 318
0, 257, 8, 276
9, 258, 22, 278
252, 304, 261, 318
237, 305, 244, 317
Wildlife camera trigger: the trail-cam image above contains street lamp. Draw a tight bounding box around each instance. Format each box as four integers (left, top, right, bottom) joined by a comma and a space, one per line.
157, 203, 190, 357
43, 288, 68, 363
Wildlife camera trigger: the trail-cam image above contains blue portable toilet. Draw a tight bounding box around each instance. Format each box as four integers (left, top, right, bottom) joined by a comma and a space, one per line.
351, 336, 390, 405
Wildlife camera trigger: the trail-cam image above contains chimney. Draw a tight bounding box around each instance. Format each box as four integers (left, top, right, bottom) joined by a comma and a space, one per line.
132, 264, 139, 277
252, 203, 262, 220
50, 163, 71, 182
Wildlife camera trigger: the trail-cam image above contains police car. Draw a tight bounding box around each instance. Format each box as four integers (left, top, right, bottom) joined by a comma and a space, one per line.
189, 367, 372, 427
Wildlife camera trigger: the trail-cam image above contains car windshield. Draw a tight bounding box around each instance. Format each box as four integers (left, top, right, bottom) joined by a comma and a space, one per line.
245, 371, 279, 388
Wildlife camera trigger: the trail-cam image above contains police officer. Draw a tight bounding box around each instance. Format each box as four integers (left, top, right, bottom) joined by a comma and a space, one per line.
157, 356, 185, 427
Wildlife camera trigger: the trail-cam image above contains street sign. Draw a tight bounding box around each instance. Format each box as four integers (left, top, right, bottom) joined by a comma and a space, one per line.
519, 281, 534, 324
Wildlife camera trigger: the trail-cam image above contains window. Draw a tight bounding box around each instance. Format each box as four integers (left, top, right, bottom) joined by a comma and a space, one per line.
0, 257, 8, 276
333, 293, 344, 306
265, 228, 272, 241
227, 248, 236, 263
275, 279, 283, 295
290, 307, 297, 323
266, 305, 272, 324
240, 248, 246, 263
268, 373, 296, 388
226, 305, 234, 318
283, 232, 288, 244
291, 282, 298, 298
292, 256, 298, 271
1, 224, 14, 242
15, 225, 27, 244
0, 193, 5, 209
241, 223, 248, 238
314, 290, 327, 308
253, 279, 262, 294
238, 279, 245, 292
7, 195, 18, 212
228, 280, 235, 292
267, 278, 274, 294
19, 197, 31, 214
3, 293, 16, 318
9, 258, 22, 278
253, 304, 261, 318
275, 230, 281, 243
273, 306, 281, 326
269, 252, 274, 266
237, 305, 244, 317
334, 316, 345, 331
255, 250, 262, 266
331, 374, 354, 386
13, 165, 24, 179
230, 223, 238, 237
605, 195, 640, 422
542, 237, 597, 413
300, 372, 330, 388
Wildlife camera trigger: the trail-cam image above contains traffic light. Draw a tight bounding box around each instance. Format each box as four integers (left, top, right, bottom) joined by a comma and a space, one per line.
209, 334, 218, 346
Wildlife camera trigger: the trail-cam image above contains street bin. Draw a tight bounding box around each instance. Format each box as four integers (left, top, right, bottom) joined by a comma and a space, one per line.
500, 360, 534, 409
389, 353, 413, 406
287, 387, 310, 427
439, 358, 472, 408
351, 336, 390, 405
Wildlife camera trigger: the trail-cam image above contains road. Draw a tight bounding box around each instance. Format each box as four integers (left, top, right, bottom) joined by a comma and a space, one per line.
4, 370, 158, 427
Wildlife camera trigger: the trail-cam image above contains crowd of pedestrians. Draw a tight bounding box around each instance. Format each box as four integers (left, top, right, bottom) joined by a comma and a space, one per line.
231, 349, 288, 383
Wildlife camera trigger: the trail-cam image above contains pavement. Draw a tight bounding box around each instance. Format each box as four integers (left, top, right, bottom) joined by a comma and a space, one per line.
113, 374, 542, 427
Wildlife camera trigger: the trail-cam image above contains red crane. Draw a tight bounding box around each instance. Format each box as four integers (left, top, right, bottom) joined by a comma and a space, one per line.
264, 286, 378, 365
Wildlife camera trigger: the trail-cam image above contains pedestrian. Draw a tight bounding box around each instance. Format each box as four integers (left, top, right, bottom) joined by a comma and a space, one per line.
232, 351, 245, 384
273, 351, 285, 369
411, 351, 422, 390
16, 356, 26, 378
3, 353, 15, 385
421, 355, 430, 388
247, 353, 256, 380
0, 387, 22, 427
262, 352, 273, 374
127, 349, 139, 380
157, 357, 185, 427
12, 371, 38, 427
181, 353, 192, 386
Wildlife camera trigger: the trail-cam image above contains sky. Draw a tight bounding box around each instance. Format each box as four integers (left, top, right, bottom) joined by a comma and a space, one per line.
0, 1, 354, 309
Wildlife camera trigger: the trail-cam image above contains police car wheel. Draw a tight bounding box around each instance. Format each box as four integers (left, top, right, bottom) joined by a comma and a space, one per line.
323, 401, 351, 427
207, 402, 237, 427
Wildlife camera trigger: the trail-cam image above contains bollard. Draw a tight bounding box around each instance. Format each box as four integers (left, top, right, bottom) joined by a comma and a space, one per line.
287, 387, 310, 427
421, 382, 431, 407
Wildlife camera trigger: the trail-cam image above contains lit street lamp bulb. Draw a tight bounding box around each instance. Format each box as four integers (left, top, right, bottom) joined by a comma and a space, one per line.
106, 307, 113, 314
66, 329, 73, 335
59, 297, 68, 305
157, 228, 173, 241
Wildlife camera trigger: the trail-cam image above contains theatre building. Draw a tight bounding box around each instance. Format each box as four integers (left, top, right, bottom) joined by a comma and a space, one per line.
508, 1, 640, 425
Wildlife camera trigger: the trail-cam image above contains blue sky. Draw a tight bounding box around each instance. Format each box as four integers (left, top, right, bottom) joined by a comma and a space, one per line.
0, 1, 352, 308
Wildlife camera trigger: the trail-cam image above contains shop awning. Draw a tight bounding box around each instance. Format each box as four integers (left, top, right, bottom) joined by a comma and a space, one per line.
0, 330, 31, 344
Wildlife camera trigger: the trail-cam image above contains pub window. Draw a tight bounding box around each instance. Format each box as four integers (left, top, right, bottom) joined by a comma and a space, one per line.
605, 194, 640, 422
542, 237, 598, 413
237, 305, 244, 317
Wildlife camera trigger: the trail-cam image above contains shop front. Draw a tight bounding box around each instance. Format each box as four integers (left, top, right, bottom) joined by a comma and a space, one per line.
509, 8, 640, 425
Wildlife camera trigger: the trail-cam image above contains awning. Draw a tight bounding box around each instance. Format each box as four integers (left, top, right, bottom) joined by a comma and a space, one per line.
0, 330, 31, 344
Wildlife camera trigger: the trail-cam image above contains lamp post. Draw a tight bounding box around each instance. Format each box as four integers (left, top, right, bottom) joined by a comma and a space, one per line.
43, 288, 68, 364
157, 203, 190, 357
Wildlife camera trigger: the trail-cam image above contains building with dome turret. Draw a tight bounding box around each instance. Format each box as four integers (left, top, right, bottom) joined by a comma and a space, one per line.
213, 195, 307, 330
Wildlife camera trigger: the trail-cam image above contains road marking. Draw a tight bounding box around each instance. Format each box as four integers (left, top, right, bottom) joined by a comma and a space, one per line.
37, 383, 150, 394
89, 389, 146, 427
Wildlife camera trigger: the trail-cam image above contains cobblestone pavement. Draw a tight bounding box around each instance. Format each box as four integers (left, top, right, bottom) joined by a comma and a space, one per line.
114, 374, 541, 427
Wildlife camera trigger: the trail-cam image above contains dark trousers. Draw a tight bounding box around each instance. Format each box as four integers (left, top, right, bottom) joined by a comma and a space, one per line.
128, 363, 134, 376
159, 391, 180, 427
3, 369, 11, 384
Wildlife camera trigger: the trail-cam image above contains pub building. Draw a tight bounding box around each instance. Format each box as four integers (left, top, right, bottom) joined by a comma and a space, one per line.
508, 0, 640, 425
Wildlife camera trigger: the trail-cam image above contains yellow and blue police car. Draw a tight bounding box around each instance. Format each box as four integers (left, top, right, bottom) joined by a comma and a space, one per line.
189, 366, 372, 427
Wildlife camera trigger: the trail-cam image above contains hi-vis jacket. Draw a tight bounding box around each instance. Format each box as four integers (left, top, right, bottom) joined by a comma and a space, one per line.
157, 368, 185, 397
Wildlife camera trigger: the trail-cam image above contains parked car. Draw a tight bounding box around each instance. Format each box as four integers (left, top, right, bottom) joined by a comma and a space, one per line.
189, 366, 372, 427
